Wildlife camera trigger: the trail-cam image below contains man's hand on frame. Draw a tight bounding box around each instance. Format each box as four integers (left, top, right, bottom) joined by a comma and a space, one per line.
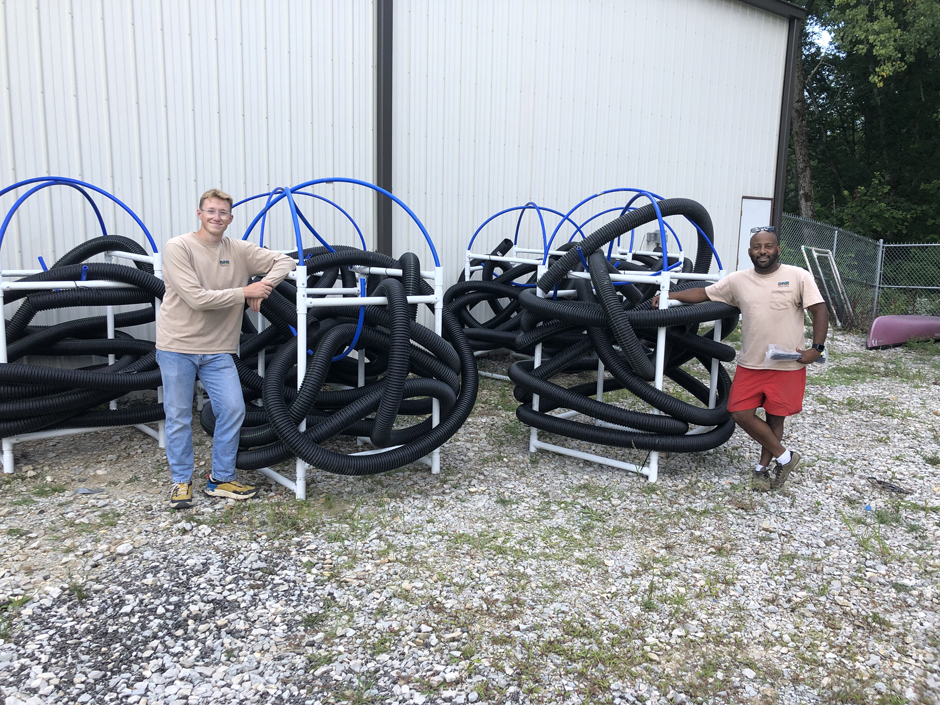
243, 280, 274, 301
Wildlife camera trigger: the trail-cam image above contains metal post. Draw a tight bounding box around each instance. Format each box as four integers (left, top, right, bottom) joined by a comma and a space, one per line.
872, 239, 884, 321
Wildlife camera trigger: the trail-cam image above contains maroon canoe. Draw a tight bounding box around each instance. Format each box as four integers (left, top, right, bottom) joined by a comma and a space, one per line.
867, 315, 940, 349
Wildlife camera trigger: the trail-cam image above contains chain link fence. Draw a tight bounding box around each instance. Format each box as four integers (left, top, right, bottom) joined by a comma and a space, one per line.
779, 214, 940, 329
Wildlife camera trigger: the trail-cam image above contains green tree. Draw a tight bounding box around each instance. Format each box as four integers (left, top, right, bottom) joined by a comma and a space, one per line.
785, 0, 940, 243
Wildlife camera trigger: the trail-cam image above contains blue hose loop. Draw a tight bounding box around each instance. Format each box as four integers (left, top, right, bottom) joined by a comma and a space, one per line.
237, 190, 293, 255
332, 278, 367, 362
236, 189, 337, 256
290, 178, 440, 267
466, 205, 548, 282
291, 191, 367, 252
0, 177, 157, 254
621, 192, 684, 256
566, 205, 648, 260
284, 188, 336, 256
259, 187, 286, 249
544, 188, 667, 267
618, 190, 723, 272
239, 179, 430, 359
576, 247, 590, 273
466, 203, 586, 288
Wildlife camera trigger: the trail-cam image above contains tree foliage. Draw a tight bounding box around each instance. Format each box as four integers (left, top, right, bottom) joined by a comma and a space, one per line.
785, 0, 940, 243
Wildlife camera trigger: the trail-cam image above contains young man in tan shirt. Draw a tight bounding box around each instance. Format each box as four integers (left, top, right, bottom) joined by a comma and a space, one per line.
655, 227, 828, 491
156, 189, 295, 509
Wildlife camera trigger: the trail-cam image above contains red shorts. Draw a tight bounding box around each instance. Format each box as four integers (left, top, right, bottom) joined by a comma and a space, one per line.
727, 366, 807, 416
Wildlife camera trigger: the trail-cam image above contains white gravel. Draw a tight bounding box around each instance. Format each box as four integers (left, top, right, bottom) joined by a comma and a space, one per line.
0, 331, 938, 705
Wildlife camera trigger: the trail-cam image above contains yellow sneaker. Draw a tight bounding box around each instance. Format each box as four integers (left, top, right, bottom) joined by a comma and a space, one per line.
170, 482, 193, 509
203, 475, 258, 500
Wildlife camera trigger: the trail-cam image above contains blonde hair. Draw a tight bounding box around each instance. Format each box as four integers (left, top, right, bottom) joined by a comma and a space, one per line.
198, 188, 234, 210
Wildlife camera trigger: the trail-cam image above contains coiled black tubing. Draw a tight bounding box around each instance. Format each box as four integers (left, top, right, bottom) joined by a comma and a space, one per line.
0, 236, 165, 436
3, 239, 476, 479
476, 197, 743, 455
199, 249, 478, 476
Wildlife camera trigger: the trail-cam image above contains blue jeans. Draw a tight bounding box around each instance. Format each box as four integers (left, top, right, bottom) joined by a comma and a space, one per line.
156, 351, 245, 484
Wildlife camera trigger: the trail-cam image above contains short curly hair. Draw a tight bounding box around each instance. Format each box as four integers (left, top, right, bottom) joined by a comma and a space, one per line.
198, 188, 233, 210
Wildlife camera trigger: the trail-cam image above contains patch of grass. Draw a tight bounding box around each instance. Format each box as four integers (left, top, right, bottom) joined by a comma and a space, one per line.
300, 612, 327, 630
641, 581, 657, 612
98, 510, 122, 527
32, 484, 67, 498
10, 497, 36, 507
924, 454, 940, 466
67, 578, 88, 602
6, 528, 29, 537
839, 510, 893, 562
0, 595, 32, 641
211, 498, 329, 540
874, 506, 902, 526
864, 611, 893, 630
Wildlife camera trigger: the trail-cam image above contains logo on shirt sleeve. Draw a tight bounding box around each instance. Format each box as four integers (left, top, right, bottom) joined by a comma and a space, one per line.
219, 259, 231, 267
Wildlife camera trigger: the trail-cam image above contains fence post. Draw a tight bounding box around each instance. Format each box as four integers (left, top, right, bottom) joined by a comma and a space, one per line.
872, 239, 884, 321
833, 228, 839, 258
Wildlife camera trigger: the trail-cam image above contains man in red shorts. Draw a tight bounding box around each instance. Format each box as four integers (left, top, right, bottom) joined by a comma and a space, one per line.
655, 227, 828, 491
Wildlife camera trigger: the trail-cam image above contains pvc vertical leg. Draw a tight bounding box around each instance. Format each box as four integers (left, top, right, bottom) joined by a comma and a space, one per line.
529, 341, 543, 453
2, 439, 13, 474
296, 265, 308, 500
0, 283, 8, 473
647, 451, 659, 483
709, 319, 722, 409
432, 266, 443, 473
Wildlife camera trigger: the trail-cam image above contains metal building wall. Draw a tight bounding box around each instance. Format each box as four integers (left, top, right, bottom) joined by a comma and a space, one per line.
0, 0, 375, 276
390, 0, 790, 282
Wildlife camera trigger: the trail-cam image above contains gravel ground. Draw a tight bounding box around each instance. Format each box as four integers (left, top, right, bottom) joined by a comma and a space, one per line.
0, 331, 938, 705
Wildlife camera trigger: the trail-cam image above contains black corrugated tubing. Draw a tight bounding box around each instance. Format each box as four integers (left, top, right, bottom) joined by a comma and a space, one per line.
199, 250, 478, 476
507, 197, 742, 456
0, 238, 165, 434
444, 239, 540, 353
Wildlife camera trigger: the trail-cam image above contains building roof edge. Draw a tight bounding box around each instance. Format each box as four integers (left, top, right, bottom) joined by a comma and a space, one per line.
735, 0, 807, 21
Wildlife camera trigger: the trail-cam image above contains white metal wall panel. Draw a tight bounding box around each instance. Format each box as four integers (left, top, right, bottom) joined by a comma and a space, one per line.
0, 0, 375, 281
391, 0, 789, 283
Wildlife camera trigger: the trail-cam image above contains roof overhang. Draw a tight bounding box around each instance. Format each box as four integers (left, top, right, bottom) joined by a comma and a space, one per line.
736, 0, 808, 20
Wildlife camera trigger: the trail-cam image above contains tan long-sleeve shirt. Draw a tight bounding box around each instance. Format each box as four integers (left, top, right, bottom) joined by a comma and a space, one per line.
156, 232, 295, 354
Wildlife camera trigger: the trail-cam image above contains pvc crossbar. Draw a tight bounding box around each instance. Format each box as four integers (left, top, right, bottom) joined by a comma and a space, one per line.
0, 252, 166, 475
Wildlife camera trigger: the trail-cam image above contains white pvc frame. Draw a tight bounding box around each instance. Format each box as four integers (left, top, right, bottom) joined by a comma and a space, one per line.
0, 251, 166, 474
253, 261, 445, 500
526, 261, 725, 483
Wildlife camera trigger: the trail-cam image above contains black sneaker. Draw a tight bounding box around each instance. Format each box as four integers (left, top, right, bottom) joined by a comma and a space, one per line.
751, 469, 772, 492
772, 452, 801, 489
170, 482, 193, 509
203, 475, 259, 500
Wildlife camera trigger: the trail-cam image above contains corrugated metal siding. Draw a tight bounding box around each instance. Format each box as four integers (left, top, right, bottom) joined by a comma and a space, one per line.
0, 0, 375, 279
391, 0, 789, 283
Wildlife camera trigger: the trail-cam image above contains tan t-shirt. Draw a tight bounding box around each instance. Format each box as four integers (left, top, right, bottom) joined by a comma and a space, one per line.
156, 232, 295, 354
705, 264, 825, 370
